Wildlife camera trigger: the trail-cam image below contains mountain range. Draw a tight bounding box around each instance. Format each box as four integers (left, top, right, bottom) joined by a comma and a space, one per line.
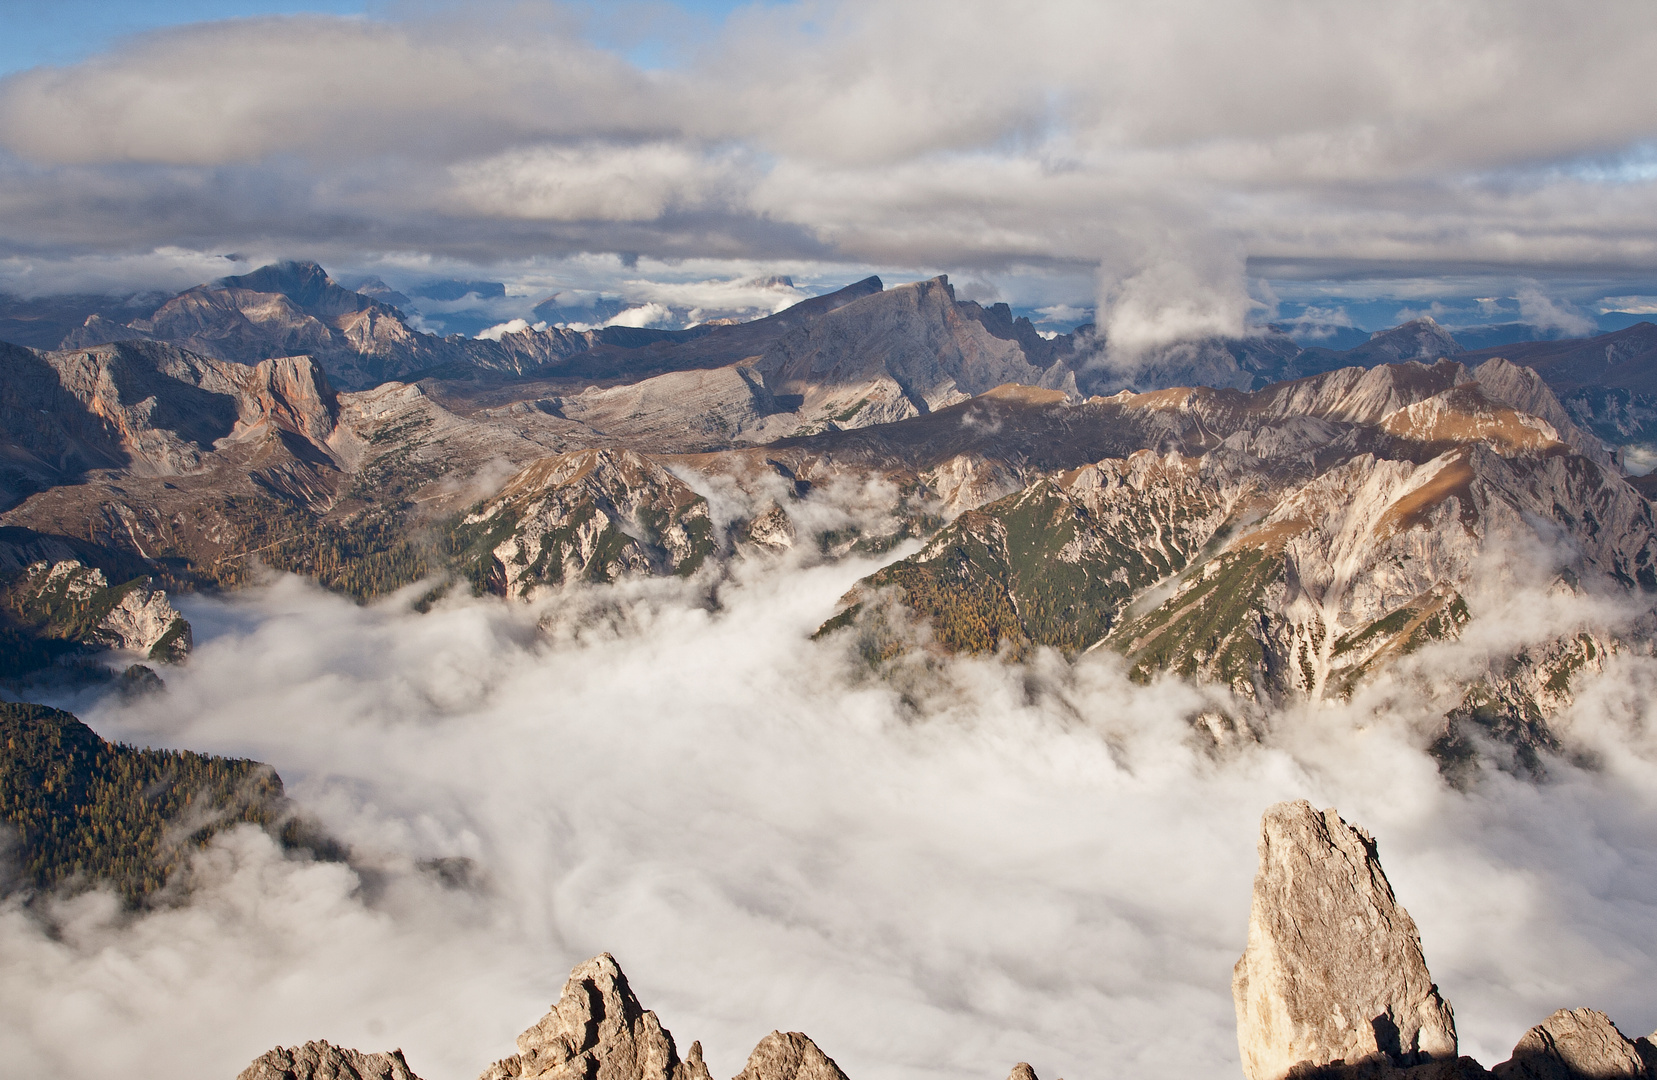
5, 260, 1657, 1076
4, 262, 1657, 764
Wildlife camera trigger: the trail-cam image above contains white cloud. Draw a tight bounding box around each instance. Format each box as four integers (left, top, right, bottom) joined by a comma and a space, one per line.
1599, 296, 1657, 314
602, 302, 674, 328
475, 318, 531, 340
0, 0, 1656, 313
449, 143, 753, 223
6, 534, 1657, 1079
1516, 280, 1597, 336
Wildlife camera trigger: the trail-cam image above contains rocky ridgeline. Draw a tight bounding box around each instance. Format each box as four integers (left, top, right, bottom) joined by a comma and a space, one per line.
822, 358, 1657, 771
240, 955, 856, 1080
236, 802, 1657, 1080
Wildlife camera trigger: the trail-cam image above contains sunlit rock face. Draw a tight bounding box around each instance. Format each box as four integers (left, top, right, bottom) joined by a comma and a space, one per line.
453, 449, 717, 598
477, 953, 710, 1080
1492, 1009, 1654, 1080
731, 1032, 851, 1080
237, 1040, 425, 1080
824, 359, 1657, 765
1233, 800, 1458, 1080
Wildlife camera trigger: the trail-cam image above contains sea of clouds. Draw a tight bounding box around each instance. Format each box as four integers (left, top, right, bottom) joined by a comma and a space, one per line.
4, 541, 1657, 1080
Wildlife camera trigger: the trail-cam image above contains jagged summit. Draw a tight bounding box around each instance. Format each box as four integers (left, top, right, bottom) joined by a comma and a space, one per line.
239, 1041, 423, 1080
1234, 801, 1458, 1080
478, 953, 709, 1080
1233, 802, 1657, 1080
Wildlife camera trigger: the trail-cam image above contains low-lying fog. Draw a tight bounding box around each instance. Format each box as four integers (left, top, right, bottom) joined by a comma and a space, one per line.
6, 548, 1657, 1080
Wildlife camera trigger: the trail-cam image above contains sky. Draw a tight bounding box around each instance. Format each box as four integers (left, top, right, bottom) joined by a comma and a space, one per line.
4, 1, 1657, 338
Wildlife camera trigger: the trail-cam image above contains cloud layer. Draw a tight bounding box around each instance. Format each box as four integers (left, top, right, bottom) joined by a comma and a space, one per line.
7, 536, 1657, 1080
3, 0, 1657, 326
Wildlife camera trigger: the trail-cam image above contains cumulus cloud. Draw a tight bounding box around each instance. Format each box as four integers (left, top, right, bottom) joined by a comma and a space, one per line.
7, 531, 1657, 1080
1097, 238, 1257, 362
1516, 281, 1598, 336
475, 318, 532, 340
1, 1, 1657, 310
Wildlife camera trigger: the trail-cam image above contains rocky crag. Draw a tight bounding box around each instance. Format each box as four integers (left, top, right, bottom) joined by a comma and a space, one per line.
1235, 800, 1657, 1080
1234, 801, 1459, 1079
248, 953, 857, 1080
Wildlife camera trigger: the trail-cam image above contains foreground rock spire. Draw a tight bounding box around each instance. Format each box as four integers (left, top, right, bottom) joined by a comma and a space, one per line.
238, 1041, 423, 1080
1233, 800, 1458, 1080
477, 953, 712, 1080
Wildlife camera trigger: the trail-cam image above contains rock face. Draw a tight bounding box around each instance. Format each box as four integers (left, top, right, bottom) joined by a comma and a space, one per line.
753, 276, 1075, 432
731, 1032, 851, 1080
452, 449, 717, 598
1492, 1009, 1653, 1080
827, 359, 1656, 750
5, 558, 191, 662
237, 1040, 424, 1080
477, 954, 709, 1080
1234, 800, 1458, 1080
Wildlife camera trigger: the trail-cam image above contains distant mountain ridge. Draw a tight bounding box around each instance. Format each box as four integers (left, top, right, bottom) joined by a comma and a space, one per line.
7, 261, 1657, 455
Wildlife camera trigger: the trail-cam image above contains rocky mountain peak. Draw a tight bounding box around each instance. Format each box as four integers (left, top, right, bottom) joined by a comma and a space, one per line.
1492, 1009, 1656, 1080
478, 953, 704, 1080
1233, 800, 1458, 1080
732, 1032, 851, 1080
215, 260, 369, 318
238, 1040, 424, 1080
1361, 318, 1465, 362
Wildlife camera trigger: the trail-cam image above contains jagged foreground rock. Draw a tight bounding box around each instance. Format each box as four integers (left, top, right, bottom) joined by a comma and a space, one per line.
236, 953, 860, 1080
238, 1040, 424, 1080
1234, 800, 1459, 1080
477, 953, 711, 1080
1492, 1009, 1657, 1080
732, 1032, 852, 1080
1237, 801, 1657, 1080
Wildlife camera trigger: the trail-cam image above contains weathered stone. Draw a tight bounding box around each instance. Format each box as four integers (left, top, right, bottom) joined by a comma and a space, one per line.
1491, 1008, 1651, 1080
1234, 800, 1458, 1080
237, 1040, 423, 1080
477, 954, 702, 1080
1007, 1063, 1040, 1080
732, 1031, 850, 1080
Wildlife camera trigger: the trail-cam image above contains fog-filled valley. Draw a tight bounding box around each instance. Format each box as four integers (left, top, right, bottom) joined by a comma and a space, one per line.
7, 534, 1657, 1079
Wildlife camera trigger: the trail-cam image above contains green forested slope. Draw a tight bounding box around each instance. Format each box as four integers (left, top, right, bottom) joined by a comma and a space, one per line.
0, 701, 293, 905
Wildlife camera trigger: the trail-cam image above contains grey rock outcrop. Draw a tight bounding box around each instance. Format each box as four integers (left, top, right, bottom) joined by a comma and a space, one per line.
477, 953, 706, 1080
237, 1040, 423, 1080
1491, 1009, 1653, 1080
731, 1031, 851, 1080
1234, 801, 1458, 1080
